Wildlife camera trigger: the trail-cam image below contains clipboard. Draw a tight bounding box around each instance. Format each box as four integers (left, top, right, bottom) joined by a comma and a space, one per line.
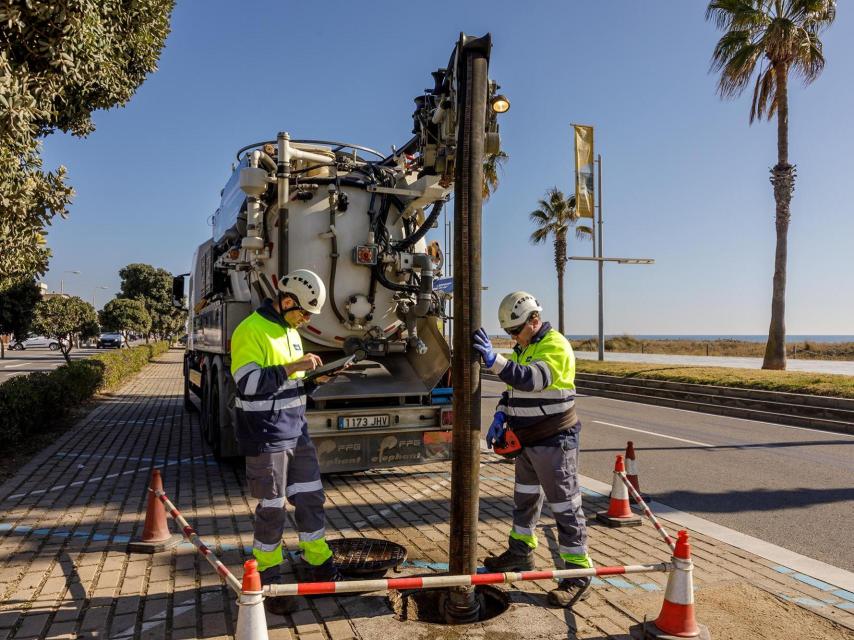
303, 354, 356, 382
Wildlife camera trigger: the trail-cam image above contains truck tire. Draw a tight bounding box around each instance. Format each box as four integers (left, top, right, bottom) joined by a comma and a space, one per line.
183, 357, 196, 413
207, 369, 224, 460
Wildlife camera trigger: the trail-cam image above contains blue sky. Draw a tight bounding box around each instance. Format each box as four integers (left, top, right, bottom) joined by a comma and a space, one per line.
40, 1, 853, 335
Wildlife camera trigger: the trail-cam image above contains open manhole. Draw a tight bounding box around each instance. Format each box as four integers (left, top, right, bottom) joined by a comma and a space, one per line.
389, 586, 509, 625
328, 538, 407, 579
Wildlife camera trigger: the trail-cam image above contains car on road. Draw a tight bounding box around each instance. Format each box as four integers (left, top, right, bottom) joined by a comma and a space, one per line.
97, 333, 125, 349
11, 335, 62, 350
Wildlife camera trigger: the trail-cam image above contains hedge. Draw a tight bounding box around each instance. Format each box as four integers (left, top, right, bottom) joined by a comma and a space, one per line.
0, 342, 170, 449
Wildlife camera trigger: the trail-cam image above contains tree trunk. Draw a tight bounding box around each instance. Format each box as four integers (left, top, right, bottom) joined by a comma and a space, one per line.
762, 62, 793, 370
1, 338, 5, 359
554, 234, 567, 334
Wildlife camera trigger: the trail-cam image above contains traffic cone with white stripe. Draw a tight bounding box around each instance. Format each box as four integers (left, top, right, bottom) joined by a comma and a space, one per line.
625, 441, 649, 504
596, 455, 642, 527
128, 469, 182, 553
629, 530, 711, 639
235, 559, 269, 640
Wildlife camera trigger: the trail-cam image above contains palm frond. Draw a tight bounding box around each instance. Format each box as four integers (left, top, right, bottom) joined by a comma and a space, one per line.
529, 227, 550, 245
575, 225, 594, 240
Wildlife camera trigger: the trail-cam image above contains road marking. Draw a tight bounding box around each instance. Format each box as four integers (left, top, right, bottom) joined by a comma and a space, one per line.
586, 395, 854, 439
578, 473, 854, 592
3, 361, 33, 368
592, 420, 713, 447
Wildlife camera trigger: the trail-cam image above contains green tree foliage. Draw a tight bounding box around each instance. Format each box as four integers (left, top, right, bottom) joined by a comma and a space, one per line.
707, 0, 836, 369
117, 263, 186, 341
529, 188, 593, 335
100, 298, 151, 347
0, 279, 41, 358
31, 296, 99, 363
0, 0, 175, 290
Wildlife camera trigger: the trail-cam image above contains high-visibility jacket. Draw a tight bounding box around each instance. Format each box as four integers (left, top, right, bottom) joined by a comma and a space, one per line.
230, 300, 308, 456
488, 322, 578, 446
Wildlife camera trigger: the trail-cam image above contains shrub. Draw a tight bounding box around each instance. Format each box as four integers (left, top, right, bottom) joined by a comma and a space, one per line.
0, 341, 169, 449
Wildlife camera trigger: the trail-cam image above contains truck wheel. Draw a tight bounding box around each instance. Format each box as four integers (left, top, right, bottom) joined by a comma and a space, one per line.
208, 369, 223, 460
183, 358, 197, 413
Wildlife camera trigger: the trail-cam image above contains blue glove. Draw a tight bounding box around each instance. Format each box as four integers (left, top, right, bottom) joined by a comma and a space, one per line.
473, 328, 497, 368
486, 411, 506, 449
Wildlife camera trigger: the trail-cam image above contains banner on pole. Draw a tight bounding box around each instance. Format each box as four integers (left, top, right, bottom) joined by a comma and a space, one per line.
573, 124, 595, 218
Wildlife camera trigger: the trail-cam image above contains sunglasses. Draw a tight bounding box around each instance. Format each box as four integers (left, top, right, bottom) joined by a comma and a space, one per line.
507, 323, 526, 337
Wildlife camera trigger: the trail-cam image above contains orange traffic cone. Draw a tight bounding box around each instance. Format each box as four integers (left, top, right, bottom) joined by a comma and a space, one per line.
629, 531, 711, 639
625, 441, 649, 504
236, 560, 269, 640
596, 455, 642, 527
127, 469, 182, 553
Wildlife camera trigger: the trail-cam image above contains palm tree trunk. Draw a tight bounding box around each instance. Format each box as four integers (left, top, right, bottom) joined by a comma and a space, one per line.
554, 234, 567, 335
762, 62, 793, 370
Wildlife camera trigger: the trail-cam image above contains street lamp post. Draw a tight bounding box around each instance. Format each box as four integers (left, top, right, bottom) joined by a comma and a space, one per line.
60, 270, 81, 295
92, 286, 108, 309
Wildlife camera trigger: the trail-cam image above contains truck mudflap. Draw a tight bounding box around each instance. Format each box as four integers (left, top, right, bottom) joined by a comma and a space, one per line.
314, 430, 452, 473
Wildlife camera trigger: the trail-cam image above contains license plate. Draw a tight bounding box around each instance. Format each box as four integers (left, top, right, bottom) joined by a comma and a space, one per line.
338, 414, 390, 430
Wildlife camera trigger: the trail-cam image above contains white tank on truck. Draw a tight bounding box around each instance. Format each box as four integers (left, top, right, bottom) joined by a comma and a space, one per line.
176, 40, 505, 472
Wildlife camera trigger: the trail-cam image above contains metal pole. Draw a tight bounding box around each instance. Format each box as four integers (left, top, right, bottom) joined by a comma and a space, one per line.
597, 154, 604, 361
448, 32, 490, 624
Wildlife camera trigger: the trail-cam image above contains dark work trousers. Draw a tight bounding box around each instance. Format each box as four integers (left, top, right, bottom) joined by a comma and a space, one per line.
511, 438, 588, 563
245, 432, 327, 575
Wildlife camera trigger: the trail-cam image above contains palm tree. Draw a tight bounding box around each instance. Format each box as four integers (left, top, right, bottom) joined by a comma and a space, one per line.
707, 0, 836, 370
529, 188, 593, 334
483, 150, 508, 200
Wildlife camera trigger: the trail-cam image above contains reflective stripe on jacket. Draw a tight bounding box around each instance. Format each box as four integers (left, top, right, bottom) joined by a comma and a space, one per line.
488, 322, 578, 443
230, 300, 307, 455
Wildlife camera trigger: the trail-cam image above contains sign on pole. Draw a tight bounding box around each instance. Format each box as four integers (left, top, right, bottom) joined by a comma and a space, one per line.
433, 277, 454, 294
573, 124, 595, 218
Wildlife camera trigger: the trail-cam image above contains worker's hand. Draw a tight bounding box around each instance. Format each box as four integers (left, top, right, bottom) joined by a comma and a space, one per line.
473, 328, 497, 368
286, 353, 323, 376
485, 411, 506, 449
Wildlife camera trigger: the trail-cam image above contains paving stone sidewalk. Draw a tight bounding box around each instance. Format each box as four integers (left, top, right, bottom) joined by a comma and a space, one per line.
1, 350, 852, 639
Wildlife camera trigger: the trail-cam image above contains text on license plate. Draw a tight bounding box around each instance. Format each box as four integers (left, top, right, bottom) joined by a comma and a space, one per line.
338, 414, 390, 429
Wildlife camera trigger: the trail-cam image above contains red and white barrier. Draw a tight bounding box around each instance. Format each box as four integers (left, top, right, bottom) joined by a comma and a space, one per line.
153, 487, 242, 594
264, 562, 672, 597
617, 471, 676, 552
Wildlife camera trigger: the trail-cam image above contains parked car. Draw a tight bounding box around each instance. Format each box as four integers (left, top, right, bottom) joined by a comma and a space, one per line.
12, 335, 62, 350
98, 333, 124, 349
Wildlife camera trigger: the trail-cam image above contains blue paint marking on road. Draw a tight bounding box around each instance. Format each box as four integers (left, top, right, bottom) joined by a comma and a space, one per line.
638, 582, 662, 592
590, 577, 607, 586
831, 589, 854, 603
790, 573, 836, 592
0, 522, 131, 544
581, 487, 605, 498
836, 602, 854, 610
603, 577, 635, 589
772, 565, 793, 574
406, 560, 451, 571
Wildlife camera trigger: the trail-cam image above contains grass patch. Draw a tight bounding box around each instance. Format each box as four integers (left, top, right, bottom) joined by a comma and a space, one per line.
576, 359, 854, 399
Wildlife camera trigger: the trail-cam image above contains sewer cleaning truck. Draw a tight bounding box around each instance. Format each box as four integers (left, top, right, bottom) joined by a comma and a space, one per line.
177, 36, 505, 472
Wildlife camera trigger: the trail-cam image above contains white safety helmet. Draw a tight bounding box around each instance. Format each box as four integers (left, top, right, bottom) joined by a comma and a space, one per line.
277, 269, 327, 315
498, 291, 542, 331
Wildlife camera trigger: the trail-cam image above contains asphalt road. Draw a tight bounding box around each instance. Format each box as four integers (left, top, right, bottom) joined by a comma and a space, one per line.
0, 346, 106, 382
482, 379, 854, 572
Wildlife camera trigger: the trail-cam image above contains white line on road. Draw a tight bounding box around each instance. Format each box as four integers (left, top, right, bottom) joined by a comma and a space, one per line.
586, 394, 854, 439
3, 361, 34, 368
592, 420, 713, 447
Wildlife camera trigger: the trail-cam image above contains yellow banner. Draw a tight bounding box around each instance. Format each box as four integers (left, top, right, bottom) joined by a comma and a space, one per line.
573, 125, 595, 218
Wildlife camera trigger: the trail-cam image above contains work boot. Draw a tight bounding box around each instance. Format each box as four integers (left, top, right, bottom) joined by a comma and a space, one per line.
482, 539, 535, 572
295, 556, 343, 583
547, 576, 592, 608
260, 565, 298, 616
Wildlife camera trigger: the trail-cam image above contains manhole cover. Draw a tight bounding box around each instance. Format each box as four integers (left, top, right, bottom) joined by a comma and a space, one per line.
328, 538, 407, 579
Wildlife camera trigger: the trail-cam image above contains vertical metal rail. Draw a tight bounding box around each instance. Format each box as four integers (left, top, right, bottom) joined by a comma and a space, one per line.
448, 32, 490, 624
597, 154, 605, 360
